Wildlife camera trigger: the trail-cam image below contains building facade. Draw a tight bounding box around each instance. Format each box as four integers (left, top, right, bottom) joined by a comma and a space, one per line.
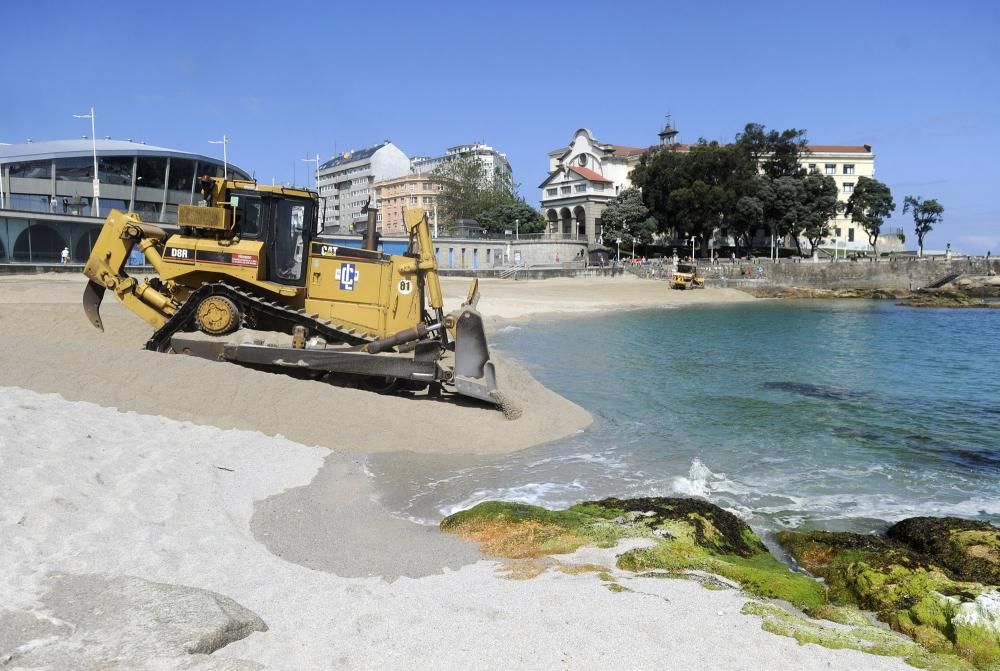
0, 139, 247, 263
539, 128, 646, 243
373, 174, 444, 236
801, 146, 875, 249
410, 142, 511, 184
540, 125, 878, 249
315, 141, 410, 233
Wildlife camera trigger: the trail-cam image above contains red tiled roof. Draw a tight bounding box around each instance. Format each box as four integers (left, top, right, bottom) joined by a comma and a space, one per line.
568, 166, 613, 183
805, 145, 872, 153
611, 145, 647, 157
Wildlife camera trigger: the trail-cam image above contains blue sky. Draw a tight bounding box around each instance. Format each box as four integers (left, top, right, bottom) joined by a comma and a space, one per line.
4, 0, 998, 252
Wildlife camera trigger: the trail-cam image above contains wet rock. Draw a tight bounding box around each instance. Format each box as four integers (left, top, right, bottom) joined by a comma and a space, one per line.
779, 520, 1000, 669
1, 573, 266, 670
898, 290, 988, 308
441, 497, 824, 610
887, 517, 1000, 585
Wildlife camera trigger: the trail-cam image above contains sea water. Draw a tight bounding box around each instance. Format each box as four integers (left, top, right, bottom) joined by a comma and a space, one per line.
369, 300, 999, 535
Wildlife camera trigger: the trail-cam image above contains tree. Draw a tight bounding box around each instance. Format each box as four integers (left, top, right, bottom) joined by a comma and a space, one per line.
799, 173, 841, 255
476, 200, 546, 236
846, 176, 895, 258
600, 188, 658, 248
902, 195, 944, 257
734, 123, 808, 179
431, 154, 515, 227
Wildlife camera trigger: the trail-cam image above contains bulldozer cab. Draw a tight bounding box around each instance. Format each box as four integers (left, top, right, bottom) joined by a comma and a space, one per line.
224, 186, 316, 286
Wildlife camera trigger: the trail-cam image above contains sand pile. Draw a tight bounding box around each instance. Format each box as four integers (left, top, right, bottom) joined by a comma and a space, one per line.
0, 276, 590, 455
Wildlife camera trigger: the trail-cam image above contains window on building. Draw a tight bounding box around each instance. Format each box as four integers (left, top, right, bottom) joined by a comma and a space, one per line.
168, 159, 197, 191
575, 184, 587, 192
843, 182, 854, 193
9, 161, 52, 179
843, 164, 855, 175
807, 163, 817, 174
410, 183, 416, 191
594, 183, 605, 192
560, 186, 571, 194
410, 196, 417, 204
848, 228, 855, 242
835, 227, 842, 237
98, 157, 133, 186
546, 188, 557, 196
135, 157, 167, 189
824, 164, 836, 175
55, 157, 94, 183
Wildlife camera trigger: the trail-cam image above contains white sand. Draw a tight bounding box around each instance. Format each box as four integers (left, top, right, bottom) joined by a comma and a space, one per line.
0, 387, 911, 670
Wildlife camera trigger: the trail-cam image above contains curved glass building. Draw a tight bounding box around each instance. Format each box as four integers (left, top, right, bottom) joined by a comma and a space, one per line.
0, 139, 249, 263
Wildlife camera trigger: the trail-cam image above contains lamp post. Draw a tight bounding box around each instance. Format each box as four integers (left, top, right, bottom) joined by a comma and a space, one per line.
72, 107, 99, 216
515, 218, 519, 240
208, 135, 229, 179
616, 237, 622, 263
301, 153, 319, 188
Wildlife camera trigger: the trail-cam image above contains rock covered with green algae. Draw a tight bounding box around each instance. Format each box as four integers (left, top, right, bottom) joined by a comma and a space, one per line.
440, 497, 825, 610
741, 601, 978, 670
778, 517, 1000, 669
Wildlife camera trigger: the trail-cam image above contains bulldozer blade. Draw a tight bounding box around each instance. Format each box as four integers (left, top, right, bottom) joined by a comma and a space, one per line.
83, 280, 106, 332
453, 307, 499, 404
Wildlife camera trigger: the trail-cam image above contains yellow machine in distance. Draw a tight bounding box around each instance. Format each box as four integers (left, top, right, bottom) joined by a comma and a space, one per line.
82, 176, 499, 405
669, 262, 705, 290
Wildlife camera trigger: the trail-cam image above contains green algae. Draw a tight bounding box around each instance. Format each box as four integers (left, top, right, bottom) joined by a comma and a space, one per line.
441, 497, 824, 609
779, 528, 1000, 669
741, 601, 977, 670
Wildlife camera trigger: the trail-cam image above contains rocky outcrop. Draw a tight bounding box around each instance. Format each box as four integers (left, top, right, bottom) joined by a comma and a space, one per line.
1, 573, 266, 670
779, 518, 1000, 669
441, 497, 825, 610
897, 290, 992, 308
742, 286, 905, 299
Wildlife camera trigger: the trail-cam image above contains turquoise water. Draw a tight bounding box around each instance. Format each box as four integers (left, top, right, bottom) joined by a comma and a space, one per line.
370, 301, 999, 535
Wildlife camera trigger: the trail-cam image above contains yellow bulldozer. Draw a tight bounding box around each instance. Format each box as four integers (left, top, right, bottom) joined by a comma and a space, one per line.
669, 262, 705, 290
82, 176, 501, 406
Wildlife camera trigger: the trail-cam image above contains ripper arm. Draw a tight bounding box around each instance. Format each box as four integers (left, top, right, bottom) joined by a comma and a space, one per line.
82, 210, 178, 331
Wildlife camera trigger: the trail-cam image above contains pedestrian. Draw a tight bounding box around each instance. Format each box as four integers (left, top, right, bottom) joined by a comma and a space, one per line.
61, 247, 70, 265
50, 196, 58, 213
62, 197, 69, 213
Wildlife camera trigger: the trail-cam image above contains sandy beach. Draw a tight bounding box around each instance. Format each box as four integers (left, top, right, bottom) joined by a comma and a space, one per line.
0, 273, 913, 669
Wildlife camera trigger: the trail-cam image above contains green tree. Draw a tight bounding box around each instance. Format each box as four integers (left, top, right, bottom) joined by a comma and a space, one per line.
734, 123, 808, 179
799, 173, 841, 255
902, 195, 944, 257
846, 176, 895, 258
431, 154, 515, 227
600, 188, 658, 249
476, 200, 546, 236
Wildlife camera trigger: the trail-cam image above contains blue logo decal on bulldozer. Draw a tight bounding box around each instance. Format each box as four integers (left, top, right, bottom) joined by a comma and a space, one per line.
336, 262, 359, 291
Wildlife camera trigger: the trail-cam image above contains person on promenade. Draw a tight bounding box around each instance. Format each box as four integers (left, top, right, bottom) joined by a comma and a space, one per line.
62, 197, 69, 213
61, 247, 70, 265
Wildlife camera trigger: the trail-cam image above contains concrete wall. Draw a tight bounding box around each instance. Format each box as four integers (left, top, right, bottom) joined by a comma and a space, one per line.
697, 257, 999, 290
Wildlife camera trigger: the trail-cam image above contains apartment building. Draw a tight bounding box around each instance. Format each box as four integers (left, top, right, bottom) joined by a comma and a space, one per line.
373, 173, 444, 235
801, 145, 875, 249
410, 142, 511, 184
315, 141, 409, 233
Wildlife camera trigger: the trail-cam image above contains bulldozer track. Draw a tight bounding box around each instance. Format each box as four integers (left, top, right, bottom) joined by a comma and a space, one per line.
145, 282, 373, 352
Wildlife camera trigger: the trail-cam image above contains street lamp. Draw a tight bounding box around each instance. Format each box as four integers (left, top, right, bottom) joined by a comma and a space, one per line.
301, 153, 320, 188
616, 237, 622, 263
515, 218, 519, 240
72, 107, 99, 216
208, 134, 229, 179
